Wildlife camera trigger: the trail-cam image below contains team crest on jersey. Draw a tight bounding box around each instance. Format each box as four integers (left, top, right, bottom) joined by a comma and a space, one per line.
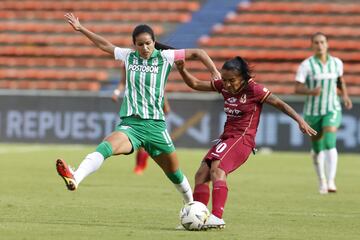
226, 97, 237, 104
152, 58, 158, 65
240, 94, 247, 103
133, 58, 138, 65
263, 87, 268, 92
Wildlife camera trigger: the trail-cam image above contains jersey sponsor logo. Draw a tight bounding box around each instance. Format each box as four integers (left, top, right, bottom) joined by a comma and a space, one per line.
240, 94, 247, 103
128, 64, 159, 74
119, 125, 131, 130
314, 73, 338, 80
226, 97, 237, 104
225, 97, 238, 107
224, 107, 242, 117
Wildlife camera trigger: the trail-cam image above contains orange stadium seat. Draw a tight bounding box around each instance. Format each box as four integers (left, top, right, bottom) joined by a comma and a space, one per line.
239, 2, 360, 14
226, 13, 360, 26
203, 49, 360, 62
0, 34, 134, 47
0, 22, 163, 35
212, 25, 360, 38
347, 86, 360, 95
199, 36, 360, 51
1, 1, 200, 11
0, 11, 191, 23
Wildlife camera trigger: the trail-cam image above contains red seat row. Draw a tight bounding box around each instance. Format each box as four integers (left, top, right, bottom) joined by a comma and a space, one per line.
199, 36, 360, 51
240, 2, 360, 14
0, 22, 163, 35
213, 24, 360, 38
2, 1, 200, 11
0, 34, 133, 47
0, 10, 191, 23
226, 13, 360, 26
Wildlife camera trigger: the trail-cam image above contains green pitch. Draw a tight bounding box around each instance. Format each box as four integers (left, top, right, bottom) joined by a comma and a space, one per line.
0, 144, 359, 240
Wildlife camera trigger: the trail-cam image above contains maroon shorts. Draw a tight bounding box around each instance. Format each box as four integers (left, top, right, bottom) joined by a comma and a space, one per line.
203, 136, 253, 174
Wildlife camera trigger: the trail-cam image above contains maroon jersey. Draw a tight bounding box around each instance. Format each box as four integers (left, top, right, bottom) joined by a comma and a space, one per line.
211, 79, 271, 147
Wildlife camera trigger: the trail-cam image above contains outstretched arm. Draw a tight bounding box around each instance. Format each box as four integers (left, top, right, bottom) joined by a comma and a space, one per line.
337, 77, 353, 110
175, 60, 215, 91
184, 49, 221, 80
265, 94, 317, 136
65, 13, 116, 56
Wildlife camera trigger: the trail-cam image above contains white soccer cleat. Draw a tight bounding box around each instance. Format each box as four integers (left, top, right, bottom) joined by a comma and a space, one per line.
202, 214, 225, 230
319, 180, 328, 195
327, 180, 337, 193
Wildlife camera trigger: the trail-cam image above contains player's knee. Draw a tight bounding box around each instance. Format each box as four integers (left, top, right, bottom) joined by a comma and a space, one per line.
195, 169, 208, 183
210, 167, 226, 181
311, 138, 324, 153
323, 131, 336, 149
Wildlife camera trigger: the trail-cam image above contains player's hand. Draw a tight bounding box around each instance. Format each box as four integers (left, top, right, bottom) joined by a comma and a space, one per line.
111, 89, 121, 103
175, 60, 185, 71
65, 13, 83, 31
111, 94, 119, 103
299, 119, 317, 136
311, 87, 321, 96
343, 95, 353, 110
211, 70, 221, 80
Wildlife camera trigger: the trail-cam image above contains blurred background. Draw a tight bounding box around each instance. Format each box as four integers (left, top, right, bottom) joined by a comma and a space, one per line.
0, 0, 359, 152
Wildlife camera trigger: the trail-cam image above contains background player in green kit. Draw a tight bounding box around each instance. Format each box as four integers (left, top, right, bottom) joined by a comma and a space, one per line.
295, 32, 353, 194
56, 13, 221, 207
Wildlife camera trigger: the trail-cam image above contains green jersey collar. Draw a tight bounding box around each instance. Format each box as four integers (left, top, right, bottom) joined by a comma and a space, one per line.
313, 54, 330, 64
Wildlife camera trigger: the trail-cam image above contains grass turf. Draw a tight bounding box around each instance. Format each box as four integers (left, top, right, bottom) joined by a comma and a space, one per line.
0, 144, 359, 240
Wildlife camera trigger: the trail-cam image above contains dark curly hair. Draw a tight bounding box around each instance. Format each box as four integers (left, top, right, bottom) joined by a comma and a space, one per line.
222, 56, 253, 83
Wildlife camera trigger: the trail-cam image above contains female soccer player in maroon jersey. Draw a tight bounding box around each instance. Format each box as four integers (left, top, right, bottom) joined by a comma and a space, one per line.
175, 57, 317, 229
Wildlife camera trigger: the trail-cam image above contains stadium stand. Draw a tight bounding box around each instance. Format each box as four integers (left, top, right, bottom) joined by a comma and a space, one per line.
1, 0, 359, 95
0, 0, 201, 91
195, 0, 360, 95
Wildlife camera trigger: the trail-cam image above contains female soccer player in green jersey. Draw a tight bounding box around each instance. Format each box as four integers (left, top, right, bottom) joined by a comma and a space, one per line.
56, 13, 221, 206
295, 32, 352, 194
112, 63, 172, 175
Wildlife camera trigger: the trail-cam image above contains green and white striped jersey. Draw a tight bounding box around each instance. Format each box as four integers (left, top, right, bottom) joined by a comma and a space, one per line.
114, 47, 182, 120
295, 55, 343, 116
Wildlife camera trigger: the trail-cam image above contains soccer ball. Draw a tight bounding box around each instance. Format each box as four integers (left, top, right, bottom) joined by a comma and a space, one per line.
179, 201, 210, 230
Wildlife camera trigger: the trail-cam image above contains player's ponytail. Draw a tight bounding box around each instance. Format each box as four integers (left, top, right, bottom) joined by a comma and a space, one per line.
155, 42, 176, 50
222, 56, 252, 83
